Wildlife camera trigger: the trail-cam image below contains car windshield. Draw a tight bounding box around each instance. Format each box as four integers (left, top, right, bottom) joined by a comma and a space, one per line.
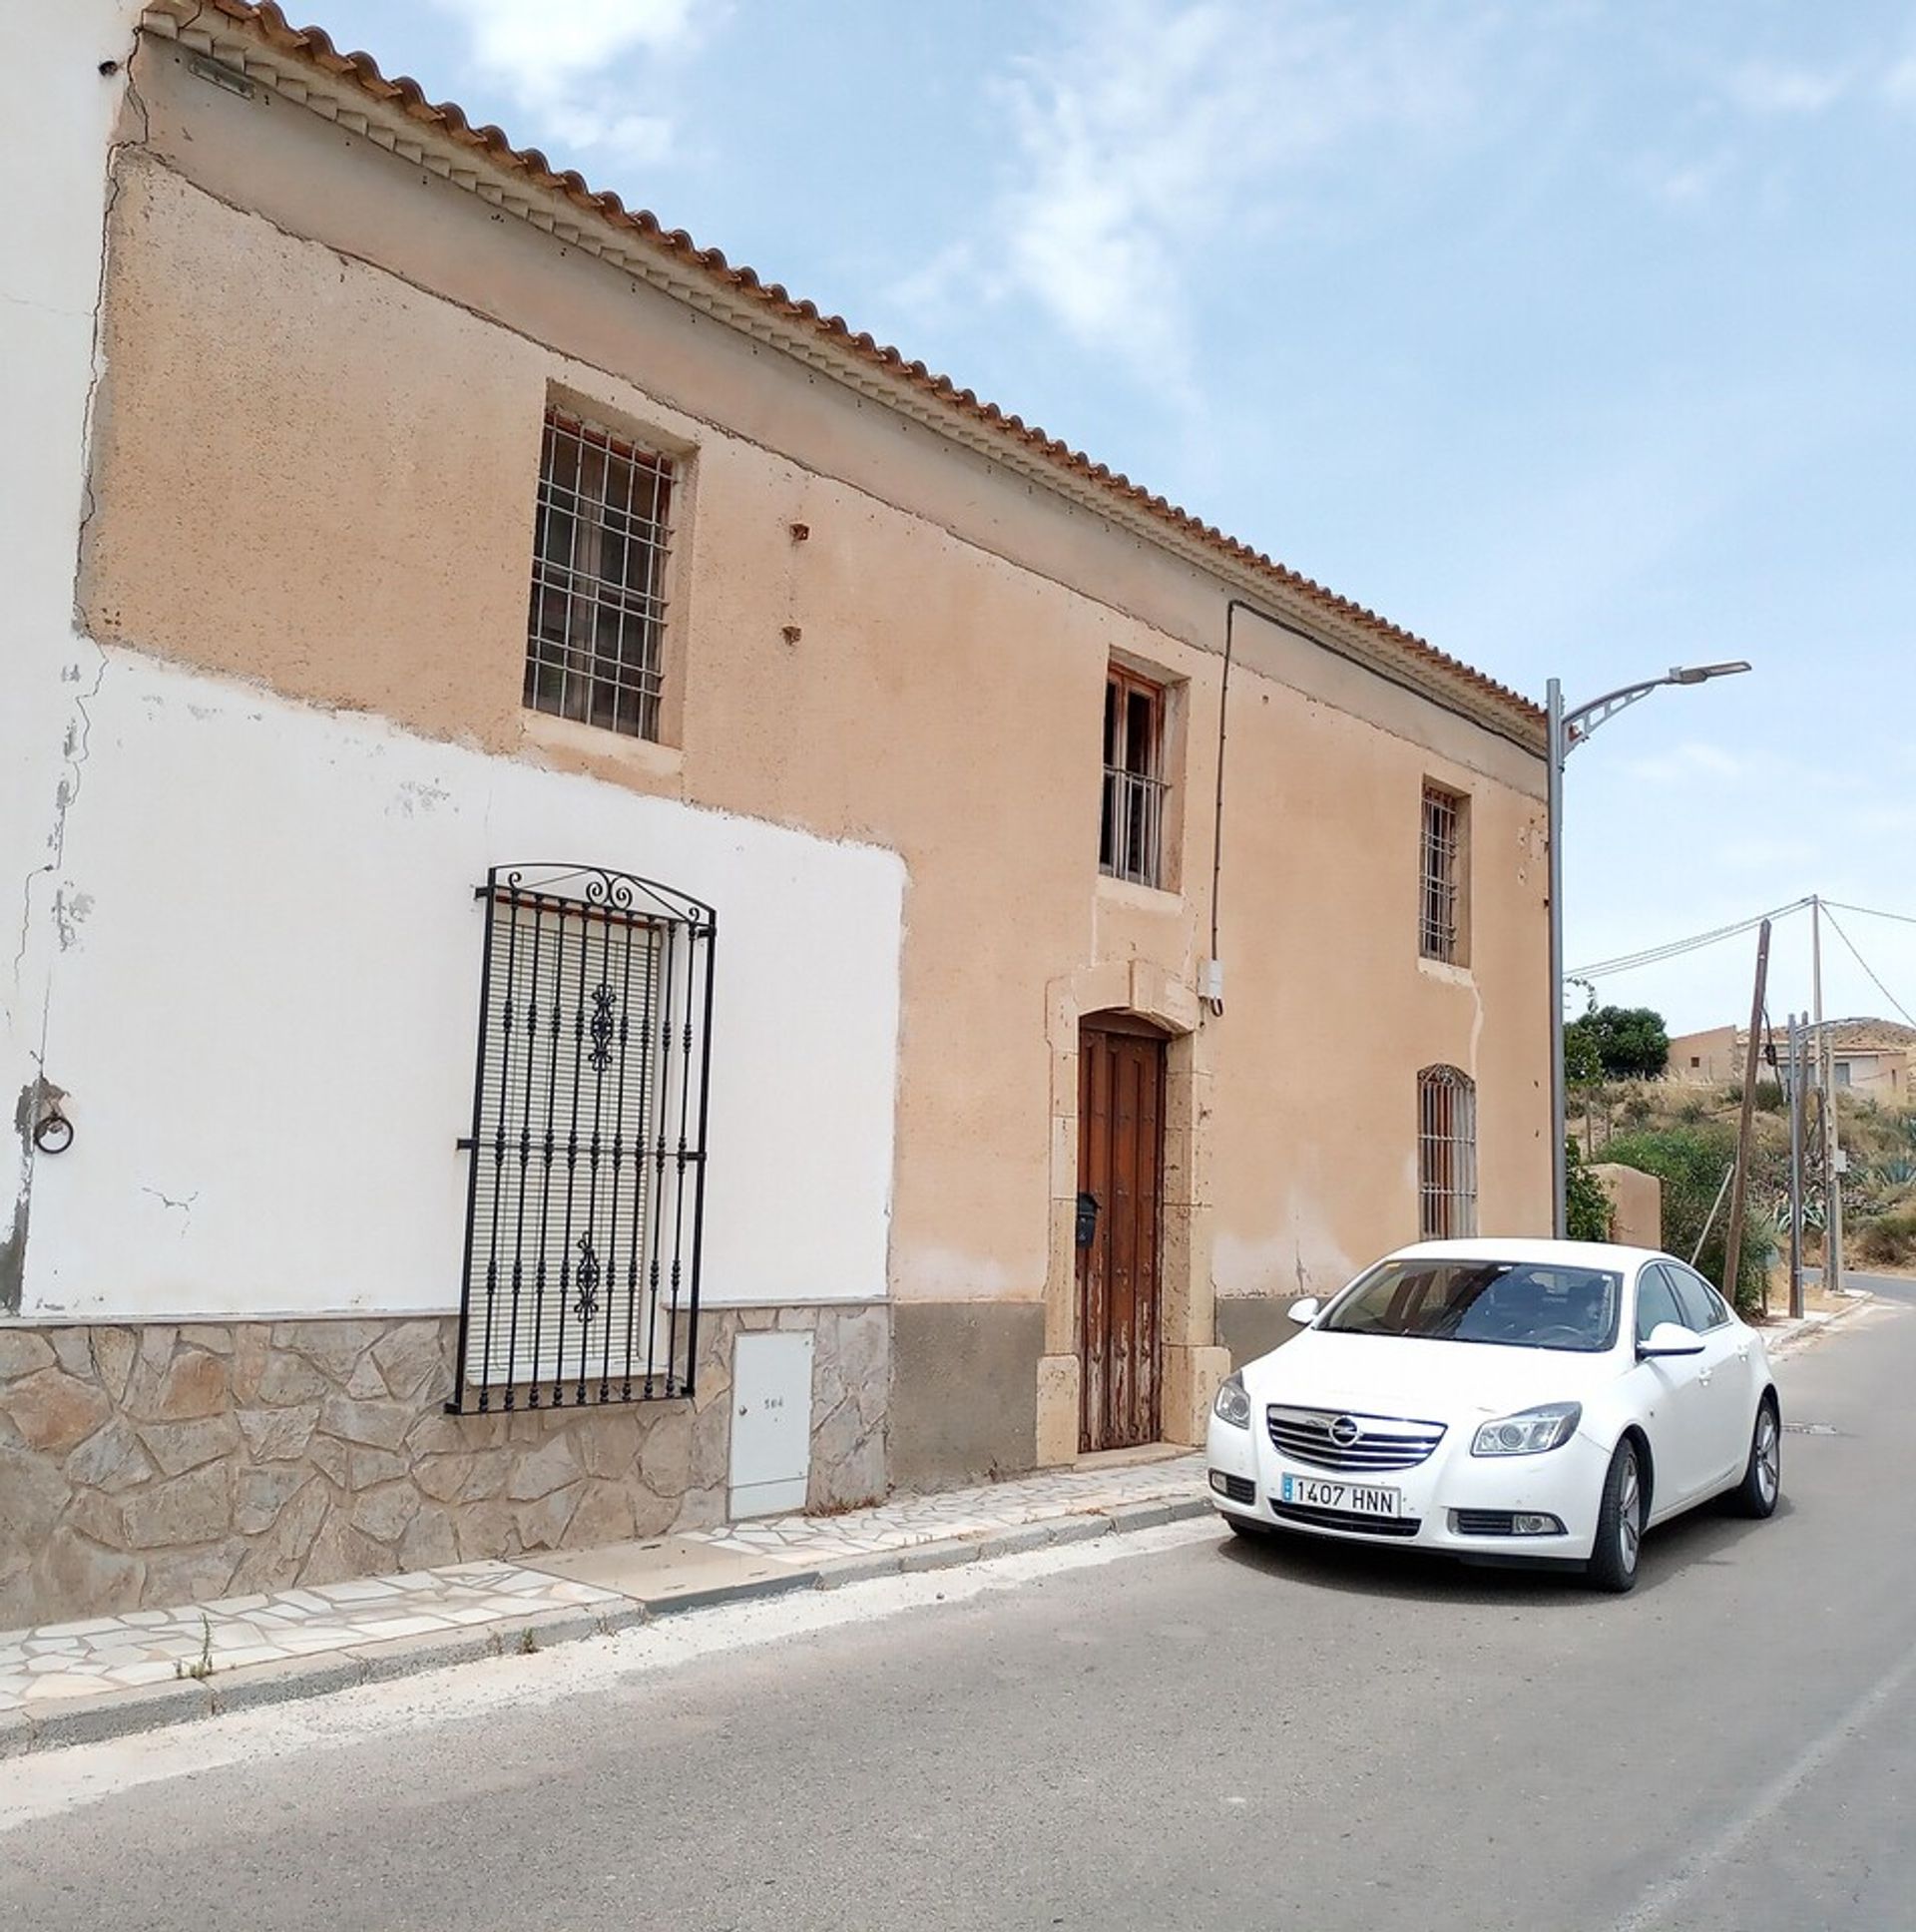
1319, 1258, 1622, 1352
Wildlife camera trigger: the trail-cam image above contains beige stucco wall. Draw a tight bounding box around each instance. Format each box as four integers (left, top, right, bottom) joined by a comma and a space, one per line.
1667, 1027, 1740, 1086
76, 41, 1551, 1461
1591, 1164, 1663, 1250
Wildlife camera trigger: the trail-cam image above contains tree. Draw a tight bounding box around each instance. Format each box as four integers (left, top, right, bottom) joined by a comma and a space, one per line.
1565, 1005, 1670, 1082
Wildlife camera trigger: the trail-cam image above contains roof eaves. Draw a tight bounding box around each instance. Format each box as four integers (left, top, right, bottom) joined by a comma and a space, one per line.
138, 0, 1545, 753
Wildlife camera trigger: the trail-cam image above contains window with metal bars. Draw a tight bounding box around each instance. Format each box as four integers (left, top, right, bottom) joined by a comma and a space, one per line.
1419, 783, 1467, 963
1417, 1065, 1478, 1239
1100, 666, 1169, 888
524, 409, 675, 741
451, 864, 716, 1413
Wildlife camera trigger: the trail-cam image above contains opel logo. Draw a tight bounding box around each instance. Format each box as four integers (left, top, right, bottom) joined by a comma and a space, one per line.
1328, 1415, 1361, 1447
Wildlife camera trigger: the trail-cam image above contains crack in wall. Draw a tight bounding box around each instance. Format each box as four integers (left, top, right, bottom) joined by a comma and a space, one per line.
6, 38, 147, 1315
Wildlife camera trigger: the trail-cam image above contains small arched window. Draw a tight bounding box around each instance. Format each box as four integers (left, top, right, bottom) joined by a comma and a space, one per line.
1417, 1066, 1477, 1239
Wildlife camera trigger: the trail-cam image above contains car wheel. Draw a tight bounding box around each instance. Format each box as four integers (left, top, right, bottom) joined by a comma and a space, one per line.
1586, 1439, 1644, 1594
1724, 1394, 1782, 1520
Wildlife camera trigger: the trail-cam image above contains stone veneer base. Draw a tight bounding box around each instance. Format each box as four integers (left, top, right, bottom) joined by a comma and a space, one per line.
0, 1303, 888, 1630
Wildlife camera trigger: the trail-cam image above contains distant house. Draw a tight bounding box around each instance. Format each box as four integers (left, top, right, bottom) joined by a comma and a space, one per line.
1666, 1020, 1915, 1099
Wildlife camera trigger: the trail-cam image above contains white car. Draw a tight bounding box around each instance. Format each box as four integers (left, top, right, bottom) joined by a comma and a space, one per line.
1206, 1238, 1780, 1592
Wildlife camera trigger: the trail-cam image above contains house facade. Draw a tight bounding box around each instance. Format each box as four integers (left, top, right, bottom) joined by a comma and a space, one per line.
0, 0, 1551, 1628
1667, 1020, 1913, 1099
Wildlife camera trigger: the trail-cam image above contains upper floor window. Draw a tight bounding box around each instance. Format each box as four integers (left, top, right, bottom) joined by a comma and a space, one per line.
525, 409, 674, 741
1420, 782, 1469, 963
1101, 666, 1168, 888
1417, 1065, 1478, 1239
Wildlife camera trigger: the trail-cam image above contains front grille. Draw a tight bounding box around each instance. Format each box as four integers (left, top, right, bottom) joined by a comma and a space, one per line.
1271, 1500, 1423, 1539
1211, 1472, 1255, 1505
1267, 1405, 1446, 1472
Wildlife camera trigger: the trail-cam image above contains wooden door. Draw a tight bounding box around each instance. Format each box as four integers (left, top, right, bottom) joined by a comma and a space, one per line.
1076, 1019, 1166, 1452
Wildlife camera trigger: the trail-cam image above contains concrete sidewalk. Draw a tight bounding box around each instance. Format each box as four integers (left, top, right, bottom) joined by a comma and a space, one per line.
0, 1449, 1209, 1758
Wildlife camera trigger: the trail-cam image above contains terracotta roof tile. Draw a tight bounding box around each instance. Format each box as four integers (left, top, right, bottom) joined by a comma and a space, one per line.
143, 0, 1542, 738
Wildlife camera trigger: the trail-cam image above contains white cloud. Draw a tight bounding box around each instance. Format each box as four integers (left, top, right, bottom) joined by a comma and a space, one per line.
1720, 59, 1849, 116
1715, 833, 1820, 873
897, 0, 1484, 395
1887, 54, 1916, 107
434, 0, 698, 85
1621, 740, 1749, 784
1647, 149, 1735, 209
422, 0, 707, 167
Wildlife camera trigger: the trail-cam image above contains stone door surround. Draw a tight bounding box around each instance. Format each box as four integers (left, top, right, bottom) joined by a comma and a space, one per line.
1036, 960, 1227, 1463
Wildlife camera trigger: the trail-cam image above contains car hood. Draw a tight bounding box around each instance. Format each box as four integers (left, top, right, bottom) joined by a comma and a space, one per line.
1242, 1329, 1620, 1423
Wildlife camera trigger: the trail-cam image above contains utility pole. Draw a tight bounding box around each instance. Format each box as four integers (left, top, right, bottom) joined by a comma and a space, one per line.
1721, 919, 1770, 1313
1811, 896, 1844, 1296
1787, 1012, 1805, 1320
1547, 680, 1567, 1238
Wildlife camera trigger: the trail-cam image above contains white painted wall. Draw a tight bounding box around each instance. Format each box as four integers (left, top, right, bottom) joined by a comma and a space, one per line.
21, 653, 904, 1320
0, 3, 143, 1308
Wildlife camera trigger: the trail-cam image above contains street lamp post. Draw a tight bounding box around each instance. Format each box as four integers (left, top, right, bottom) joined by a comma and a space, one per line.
1547, 661, 1751, 1237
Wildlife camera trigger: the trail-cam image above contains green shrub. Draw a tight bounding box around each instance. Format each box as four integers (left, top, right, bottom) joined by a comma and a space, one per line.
1752, 1080, 1785, 1114
1855, 1210, 1916, 1268
1566, 1140, 1612, 1242
1602, 1124, 1773, 1312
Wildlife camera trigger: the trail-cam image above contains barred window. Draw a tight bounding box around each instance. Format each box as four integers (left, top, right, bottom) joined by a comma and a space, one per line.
1101, 666, 1169, 888
524, 409, 674, 741
1420, 783, 1467, 963
453, 864, 716, 1413
1417, 1065, 1478, 1239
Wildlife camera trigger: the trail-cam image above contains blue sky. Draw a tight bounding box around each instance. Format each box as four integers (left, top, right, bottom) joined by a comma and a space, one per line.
310, 0, 1916, 1035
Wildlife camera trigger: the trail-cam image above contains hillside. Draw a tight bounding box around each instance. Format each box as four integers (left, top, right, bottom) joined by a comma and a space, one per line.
1575, 1076, 1916, 1304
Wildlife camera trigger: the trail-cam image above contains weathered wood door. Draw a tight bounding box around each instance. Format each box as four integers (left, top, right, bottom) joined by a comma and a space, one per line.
1076, 1019, 1166, 1452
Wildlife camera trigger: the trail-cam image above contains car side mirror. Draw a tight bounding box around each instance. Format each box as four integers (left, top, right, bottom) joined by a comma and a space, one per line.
1639, 1321, 1704, 1359
1287, 1296, 1322, 1326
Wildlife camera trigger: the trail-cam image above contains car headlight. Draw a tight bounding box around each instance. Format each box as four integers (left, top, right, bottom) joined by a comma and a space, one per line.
1213, 1372, 1251, 1429
1470, 1402, 1582, 1457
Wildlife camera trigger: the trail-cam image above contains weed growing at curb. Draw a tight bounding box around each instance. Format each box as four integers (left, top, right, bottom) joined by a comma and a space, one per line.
173, 1614, 215, 1682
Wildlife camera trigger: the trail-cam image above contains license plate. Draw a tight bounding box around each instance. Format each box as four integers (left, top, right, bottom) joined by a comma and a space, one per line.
1279, 1473, 1402, 1517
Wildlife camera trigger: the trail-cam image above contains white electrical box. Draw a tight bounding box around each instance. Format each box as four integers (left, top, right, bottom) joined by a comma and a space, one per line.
728, 1331, 815, 1519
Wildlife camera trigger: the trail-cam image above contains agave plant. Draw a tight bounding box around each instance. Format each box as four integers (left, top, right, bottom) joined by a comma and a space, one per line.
1772, 1195, 1828, 1233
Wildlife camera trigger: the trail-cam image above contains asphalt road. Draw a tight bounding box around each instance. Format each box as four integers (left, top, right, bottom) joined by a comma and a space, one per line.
3, 1280, 1911, 1932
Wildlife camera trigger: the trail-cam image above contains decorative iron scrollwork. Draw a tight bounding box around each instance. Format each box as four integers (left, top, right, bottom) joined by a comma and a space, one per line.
588, 983, 618, 1073
574, 1232, 602, 1324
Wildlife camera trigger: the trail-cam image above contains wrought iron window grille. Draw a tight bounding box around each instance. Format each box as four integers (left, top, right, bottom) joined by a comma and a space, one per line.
1417, 1064, 1478, 1240
524, 409, 675, 742
451, 863, 717, 1415
1420, 783, 1465, 963
1100, 666, 1170, 888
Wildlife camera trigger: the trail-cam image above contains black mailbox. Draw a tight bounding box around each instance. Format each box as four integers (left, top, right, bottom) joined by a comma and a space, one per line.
1075, 1191, 1100, 1248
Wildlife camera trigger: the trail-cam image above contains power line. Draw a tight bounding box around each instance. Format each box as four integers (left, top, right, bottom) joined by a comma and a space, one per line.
1569, 896, 1812, 981
1820, 904, 1916, 1031
1825, 898, 1916, 931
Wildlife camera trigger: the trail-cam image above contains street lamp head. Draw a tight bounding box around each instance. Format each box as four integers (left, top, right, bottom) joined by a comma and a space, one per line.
1668, 661, 1752, 686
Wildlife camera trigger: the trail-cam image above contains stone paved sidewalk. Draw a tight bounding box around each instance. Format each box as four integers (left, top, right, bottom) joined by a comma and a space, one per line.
0, 1451, 1206, 1750
691, 1452, 1207, 1563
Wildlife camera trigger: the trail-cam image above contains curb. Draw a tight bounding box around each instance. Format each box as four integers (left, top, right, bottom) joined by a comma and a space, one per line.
1766, 1289, 1876, 1361
1, 1491, 1211, 1760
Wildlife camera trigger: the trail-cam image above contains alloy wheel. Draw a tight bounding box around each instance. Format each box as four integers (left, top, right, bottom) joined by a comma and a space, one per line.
1755, 1407, 1780, 1507
1618, 1452, 1642, 1573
